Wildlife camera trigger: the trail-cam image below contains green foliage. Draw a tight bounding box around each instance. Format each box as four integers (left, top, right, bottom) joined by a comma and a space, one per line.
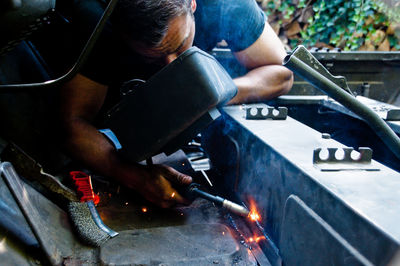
302, 0, 385, 50
262, 0, 400, 51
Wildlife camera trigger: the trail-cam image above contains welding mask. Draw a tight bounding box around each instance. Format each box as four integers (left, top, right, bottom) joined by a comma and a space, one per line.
100, 46, 238, 162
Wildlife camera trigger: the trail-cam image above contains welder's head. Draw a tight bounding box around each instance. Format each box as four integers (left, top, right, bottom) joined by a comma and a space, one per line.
112, 0, 197, 66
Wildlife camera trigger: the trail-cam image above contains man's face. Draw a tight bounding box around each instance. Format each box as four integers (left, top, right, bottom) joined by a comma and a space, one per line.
131, 12, 196, 66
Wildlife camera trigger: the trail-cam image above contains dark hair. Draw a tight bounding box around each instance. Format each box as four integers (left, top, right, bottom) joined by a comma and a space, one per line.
112, 0, 192, 47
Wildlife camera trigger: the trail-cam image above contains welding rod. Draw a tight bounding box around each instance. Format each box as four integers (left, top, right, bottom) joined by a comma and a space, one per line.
189, 185, 249, 217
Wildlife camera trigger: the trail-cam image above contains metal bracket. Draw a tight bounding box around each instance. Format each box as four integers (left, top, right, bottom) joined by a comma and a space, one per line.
245, 106, 288, 120
313, 147, 380, 171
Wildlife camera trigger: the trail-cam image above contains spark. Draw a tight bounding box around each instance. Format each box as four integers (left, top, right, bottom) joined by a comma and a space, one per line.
247, 198, 261, 222
142, 207, 147, 213
125, 202, 129, 206
247, 236, 265, 243
248, 211, 260, 222
255, 236, 265, 242
171, 192, 175, 198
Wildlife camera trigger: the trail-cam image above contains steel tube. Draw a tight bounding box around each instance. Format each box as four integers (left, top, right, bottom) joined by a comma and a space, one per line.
284, 51, 400, 160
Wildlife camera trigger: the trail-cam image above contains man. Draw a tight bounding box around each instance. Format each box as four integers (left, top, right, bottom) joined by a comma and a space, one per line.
59, 0, 293, 208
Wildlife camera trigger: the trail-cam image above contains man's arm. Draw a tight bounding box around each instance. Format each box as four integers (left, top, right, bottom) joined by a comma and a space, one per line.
59, 74, 192, 208
228, 22, 293, 104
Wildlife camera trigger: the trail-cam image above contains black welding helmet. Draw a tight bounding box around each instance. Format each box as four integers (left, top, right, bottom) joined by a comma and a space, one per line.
101, 46, 238, 162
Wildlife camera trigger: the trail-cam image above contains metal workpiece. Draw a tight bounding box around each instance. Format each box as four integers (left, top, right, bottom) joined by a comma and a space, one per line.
244, 105, 288, 120
99, 224, 246, 265
202, 105, 400, 265
284, 45, 400, 160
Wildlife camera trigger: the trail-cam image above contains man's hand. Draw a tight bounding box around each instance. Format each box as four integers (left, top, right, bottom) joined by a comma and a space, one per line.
121, 163, 193, 208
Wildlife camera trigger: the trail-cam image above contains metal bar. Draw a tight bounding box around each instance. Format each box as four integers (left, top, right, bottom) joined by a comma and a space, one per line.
0, 161, 62, 265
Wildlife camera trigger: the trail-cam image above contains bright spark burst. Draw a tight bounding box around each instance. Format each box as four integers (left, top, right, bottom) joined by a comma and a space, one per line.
249, 211, 260, 221
247, 198, 261, 222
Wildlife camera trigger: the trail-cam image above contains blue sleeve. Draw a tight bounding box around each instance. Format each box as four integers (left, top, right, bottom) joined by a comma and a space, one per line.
221, 0, 266, 52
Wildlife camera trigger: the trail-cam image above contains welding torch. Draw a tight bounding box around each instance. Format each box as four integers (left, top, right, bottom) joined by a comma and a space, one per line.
187, 184, 249, 217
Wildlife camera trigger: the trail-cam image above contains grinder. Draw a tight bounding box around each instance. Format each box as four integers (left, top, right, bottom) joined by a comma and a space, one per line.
101, 46, 238, 162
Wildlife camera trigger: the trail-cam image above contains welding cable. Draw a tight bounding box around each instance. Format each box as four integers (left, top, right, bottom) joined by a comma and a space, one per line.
284, 45, 400, 160
0, 0, 118, 91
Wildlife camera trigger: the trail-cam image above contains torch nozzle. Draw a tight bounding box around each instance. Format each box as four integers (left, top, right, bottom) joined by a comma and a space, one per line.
188, 184, 249, 217
222, 199, 250, 217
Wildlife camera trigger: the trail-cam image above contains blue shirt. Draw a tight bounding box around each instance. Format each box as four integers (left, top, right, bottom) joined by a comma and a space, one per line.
74, 0, 266, 86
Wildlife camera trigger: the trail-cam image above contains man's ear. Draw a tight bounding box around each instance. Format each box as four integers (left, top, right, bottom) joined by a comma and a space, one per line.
191, 0, 197, 13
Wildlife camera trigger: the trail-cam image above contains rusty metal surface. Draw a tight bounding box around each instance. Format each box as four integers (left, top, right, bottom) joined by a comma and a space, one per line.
92, 150, 265, 265
99, 224, 249, 265
94, 189, 261, 265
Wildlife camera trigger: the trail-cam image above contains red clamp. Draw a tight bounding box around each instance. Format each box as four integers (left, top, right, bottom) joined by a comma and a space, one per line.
70, 171, 100, 205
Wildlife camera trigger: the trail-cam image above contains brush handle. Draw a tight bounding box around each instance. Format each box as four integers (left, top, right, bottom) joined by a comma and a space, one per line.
70, 171, 100, 204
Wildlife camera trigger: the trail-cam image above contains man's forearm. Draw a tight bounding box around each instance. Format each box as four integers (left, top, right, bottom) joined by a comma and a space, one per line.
62, 118, 142, 186
228, 64, 293, 105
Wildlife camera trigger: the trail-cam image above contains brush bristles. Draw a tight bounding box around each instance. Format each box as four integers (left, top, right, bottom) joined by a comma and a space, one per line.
68, 201, 110, 247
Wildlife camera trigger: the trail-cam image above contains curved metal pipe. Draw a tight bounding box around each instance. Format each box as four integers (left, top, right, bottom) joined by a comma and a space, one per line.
283, 46, 400, 160
0, 0, 118, 91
